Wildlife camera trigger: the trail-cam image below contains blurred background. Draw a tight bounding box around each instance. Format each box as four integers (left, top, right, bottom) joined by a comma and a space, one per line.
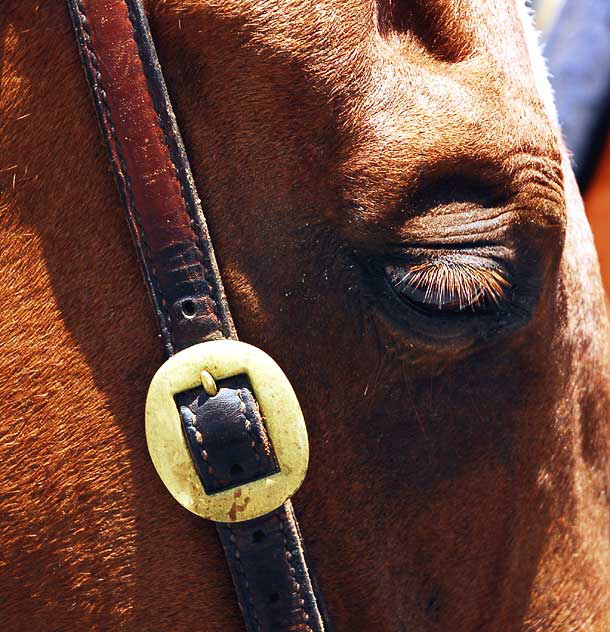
530, 0, 610, 294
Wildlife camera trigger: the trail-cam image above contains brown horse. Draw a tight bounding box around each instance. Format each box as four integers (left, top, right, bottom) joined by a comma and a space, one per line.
1, 1, 609, 630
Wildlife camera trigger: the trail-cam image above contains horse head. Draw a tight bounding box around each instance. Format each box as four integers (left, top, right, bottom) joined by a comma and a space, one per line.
1, 1, 609, 629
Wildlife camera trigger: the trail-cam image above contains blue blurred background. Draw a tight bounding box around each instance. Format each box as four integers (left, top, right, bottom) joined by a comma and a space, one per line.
532, 0, 610, 190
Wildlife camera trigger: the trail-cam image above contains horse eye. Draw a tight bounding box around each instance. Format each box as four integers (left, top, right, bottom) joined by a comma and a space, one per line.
384, 259, 510, 313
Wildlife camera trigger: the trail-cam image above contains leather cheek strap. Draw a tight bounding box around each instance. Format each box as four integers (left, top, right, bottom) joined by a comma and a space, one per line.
178, 382, 326, 630
67, 0, 329, 630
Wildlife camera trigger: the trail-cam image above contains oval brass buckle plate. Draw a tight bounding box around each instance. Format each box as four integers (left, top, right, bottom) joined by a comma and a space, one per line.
145, 340, 309, 522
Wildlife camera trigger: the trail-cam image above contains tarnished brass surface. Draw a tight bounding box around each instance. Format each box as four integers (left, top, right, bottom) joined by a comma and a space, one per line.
145, 340, 309, 522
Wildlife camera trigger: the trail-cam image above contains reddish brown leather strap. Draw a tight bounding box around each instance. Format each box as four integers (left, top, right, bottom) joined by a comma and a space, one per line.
69, 0, 236, 356
67, 1, 328, 630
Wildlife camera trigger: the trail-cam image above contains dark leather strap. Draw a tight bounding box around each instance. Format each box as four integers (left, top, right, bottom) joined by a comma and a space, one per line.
67, 1, 328, 630
176, 376, 279, 495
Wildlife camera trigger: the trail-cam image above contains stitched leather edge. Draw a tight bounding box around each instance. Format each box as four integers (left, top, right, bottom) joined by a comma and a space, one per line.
124, 0, 236, 344
69, 0, 177, 353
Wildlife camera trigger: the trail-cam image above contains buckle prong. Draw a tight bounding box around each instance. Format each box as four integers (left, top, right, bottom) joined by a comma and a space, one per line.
199, 370, 218, 396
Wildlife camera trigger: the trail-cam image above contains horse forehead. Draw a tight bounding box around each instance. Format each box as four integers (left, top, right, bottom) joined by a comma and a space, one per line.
155, 0, 547, 134
155, 0, 526, 61
154, 1, 547, 127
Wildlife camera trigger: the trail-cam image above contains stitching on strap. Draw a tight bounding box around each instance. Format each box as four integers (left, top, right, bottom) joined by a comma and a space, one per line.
72, 0, 176, 353
122, 0, 226, 338
183, 407, 224, 488
236, 388, 264, 474
226, 525, 263, 632
279, 509, 312, 631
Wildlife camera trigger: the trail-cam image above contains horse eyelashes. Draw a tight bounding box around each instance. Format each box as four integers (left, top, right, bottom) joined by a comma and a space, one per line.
385, 259, 510, 313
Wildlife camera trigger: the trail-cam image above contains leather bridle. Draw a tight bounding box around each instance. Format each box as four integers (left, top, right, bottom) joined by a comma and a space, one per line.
67, 1, 330, 630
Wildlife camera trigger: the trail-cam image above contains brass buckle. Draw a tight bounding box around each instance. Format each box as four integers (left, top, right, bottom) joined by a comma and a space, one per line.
145, 340, 309, 523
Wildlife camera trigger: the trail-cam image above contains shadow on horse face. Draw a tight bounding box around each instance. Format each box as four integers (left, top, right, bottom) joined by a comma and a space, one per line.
145, 0, 569, 475
2, 0, 609, 630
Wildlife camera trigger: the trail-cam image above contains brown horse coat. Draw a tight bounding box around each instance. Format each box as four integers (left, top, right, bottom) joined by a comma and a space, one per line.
1, 1, 609, 630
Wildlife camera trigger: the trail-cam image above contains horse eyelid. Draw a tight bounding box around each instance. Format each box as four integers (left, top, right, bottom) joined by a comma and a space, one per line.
385, 260, 511, 312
